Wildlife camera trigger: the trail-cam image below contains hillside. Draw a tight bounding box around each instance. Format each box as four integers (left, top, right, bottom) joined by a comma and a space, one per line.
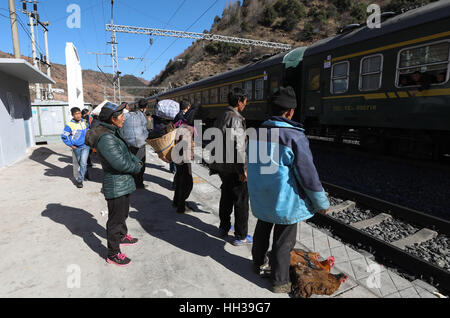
149, 0, 437, 88
0, 50, 150, 105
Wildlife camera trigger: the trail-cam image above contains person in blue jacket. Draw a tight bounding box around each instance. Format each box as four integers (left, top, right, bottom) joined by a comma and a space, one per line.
247, 86, 330, 294
61, 107, 90, 188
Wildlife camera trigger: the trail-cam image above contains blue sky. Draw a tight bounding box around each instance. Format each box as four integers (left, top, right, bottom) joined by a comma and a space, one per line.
0, 0, 239, 82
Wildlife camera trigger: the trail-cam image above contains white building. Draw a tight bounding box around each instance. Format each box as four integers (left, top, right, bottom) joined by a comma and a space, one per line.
0, 58, 55, 168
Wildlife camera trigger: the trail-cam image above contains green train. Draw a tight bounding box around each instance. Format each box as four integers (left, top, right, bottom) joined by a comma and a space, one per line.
146, 1, 450, 159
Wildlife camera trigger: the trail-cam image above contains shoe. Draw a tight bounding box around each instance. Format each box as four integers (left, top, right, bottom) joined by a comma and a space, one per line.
271, 282, 292, 294
253, 257, 271, 278
231, 235, 253, 246
106, 253, 131, 267
185, 202, 195, 212
218, 226, 234, 238
120, 234, 138, 246
76, 181, 83, 188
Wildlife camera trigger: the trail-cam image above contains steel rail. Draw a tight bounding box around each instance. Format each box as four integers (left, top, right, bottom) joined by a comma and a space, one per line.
312, 182, 450, 292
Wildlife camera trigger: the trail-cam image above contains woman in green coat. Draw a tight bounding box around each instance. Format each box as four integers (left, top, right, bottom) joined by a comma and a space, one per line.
86, 102, 143, 267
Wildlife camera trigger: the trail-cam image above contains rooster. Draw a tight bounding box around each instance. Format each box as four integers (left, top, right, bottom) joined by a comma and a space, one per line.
289, 249, 348, 298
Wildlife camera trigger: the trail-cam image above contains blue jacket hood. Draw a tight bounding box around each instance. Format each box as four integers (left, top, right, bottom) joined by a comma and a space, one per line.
262, 116, 304, 132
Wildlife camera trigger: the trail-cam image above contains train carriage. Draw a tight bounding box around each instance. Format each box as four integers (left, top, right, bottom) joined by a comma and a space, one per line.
300, 1, 450, 158
145, 47, 306, 126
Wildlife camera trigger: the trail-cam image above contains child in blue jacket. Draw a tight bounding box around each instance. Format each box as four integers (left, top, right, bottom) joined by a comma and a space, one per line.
61, 107, 90, 188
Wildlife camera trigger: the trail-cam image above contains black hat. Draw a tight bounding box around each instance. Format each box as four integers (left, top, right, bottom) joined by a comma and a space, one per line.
270, 86, 297, 109
180, 99, 191, 111
138, 99, 147, 109
99, 102, 126, 122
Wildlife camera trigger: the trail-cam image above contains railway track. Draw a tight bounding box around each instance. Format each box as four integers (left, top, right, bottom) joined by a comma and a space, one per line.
311, 182, 450, 293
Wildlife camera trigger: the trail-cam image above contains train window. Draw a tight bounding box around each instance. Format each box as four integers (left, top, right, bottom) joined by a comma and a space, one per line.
202, 90, 209, 104
331, 61, 349, 94
190, 94, 195, 104
244, 80, 253, 100
210, 88, 218, 104
307, 67, 320, 91
397, 41, 449, 87
270, 77, 280, 93
195, 92, 201, 104
255, 79, 264, 100
220, 86, 229, 103
359, 54, 383, 91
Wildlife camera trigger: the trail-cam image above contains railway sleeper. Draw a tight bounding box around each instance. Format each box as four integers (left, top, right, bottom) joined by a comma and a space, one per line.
327, 200, 355, 215
391, 228, 439, 250
351, 213, 392, 230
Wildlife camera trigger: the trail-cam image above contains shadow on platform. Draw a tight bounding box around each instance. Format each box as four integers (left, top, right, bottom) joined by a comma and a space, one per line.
129, 188, 270, 291
41, 203, 106, 259
30, 147, 102, 184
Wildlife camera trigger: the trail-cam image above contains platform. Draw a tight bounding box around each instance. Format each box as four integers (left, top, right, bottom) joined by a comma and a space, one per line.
0, 144, 441, 298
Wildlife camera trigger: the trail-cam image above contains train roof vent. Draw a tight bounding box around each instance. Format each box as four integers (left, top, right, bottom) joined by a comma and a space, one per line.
380, 11, 397, 22
339, 23, 360, 34
252, 57, 259, 62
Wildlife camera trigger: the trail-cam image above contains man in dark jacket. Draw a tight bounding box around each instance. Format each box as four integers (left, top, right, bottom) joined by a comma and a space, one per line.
210, 87, 252, 246
247, 87, 330, 293
85, 102, 143, 267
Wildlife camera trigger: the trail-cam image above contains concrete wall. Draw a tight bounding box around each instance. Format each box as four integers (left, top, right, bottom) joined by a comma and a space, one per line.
0, 71, 33, 168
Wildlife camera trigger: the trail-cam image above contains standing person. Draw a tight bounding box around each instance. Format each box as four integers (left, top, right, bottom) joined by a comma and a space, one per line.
85, 102, 143, 267
61, 107, 90, 188
247, 87, 330, 293
150, 100, 179, 189
122, 100, 149, 189
172, 100, 195, 213
210, 87, 252, 246
173, 100, 191, 125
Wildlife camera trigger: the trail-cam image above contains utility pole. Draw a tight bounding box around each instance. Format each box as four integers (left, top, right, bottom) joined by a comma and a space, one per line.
108, 0, 121, 104
22, 1, 53, 100
22, 0, 42, 100
8, 0, 21, 59
27, 3, 40, 100
41, 21, 52, 99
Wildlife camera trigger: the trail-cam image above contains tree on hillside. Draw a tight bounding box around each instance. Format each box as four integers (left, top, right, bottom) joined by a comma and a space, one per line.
260, 5, 277, 26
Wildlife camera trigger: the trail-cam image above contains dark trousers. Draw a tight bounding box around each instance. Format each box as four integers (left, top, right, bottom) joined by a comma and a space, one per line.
173, 163, 193, 213
219, 173, 249, 240
252, 219, 297, 286
106, 194, 130, 257
129, 146, 146, 186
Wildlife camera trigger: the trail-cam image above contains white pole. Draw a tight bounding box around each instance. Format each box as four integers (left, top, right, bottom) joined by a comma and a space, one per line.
29, 13, 41, 101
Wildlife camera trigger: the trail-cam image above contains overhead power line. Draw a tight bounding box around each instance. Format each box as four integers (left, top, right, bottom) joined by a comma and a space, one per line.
106, 24, 293, 51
